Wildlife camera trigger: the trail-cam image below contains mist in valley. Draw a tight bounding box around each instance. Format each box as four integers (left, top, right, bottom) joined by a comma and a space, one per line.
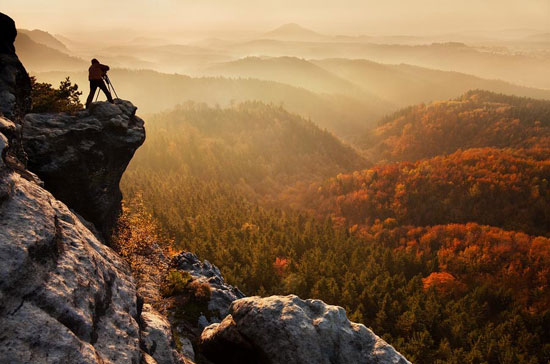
8, 0, 550, 124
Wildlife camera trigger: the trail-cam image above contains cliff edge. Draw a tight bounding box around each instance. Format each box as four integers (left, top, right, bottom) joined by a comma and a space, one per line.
22, 100, 146, 239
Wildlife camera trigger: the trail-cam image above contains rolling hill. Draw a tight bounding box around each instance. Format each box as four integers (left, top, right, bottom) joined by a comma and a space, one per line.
364, 90, 550, 162
202, 56, 373, 97
14, 33, 86, 72
203, 56, 550, 109
313, 58, 550, 107
123, 101, 368, 200
18, 28, 69, 53
298, 147, 550, 237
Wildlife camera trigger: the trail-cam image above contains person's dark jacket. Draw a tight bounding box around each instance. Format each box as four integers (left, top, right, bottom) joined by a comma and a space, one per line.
88, 63, 109, 81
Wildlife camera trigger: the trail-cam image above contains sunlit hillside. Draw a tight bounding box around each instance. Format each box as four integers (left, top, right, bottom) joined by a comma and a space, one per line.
123, 101, 367, 201
364, 90, 550, 162
297, 147, 550, 237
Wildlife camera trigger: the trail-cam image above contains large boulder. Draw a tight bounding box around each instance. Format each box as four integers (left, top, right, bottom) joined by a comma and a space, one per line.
199, 295, 410, 364
0, 139, 141, 364
22, 100, 146, 239
0, 12, 31, 122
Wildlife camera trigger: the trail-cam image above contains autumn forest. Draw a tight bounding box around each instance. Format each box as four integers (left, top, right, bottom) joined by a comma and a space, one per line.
120, 91, 550, 363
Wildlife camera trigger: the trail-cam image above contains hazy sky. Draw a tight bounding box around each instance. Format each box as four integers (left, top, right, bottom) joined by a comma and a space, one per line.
4, 0, 550, 39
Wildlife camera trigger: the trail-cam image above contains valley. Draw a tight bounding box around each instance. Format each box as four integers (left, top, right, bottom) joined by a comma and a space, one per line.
10, 18, 550, 364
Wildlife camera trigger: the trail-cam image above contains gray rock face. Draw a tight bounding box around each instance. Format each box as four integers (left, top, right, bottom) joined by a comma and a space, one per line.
0, 154, 140, 364
173, 251, 245, 322
22, 100, 146, 238
0, 131, 7, 167
141, 304, 192, 364
0, 13, 31, 122
199, 295, 411, 364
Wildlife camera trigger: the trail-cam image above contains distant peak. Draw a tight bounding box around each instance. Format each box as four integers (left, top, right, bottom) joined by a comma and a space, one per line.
277, 23, 307, 30
264, 23, 324, 39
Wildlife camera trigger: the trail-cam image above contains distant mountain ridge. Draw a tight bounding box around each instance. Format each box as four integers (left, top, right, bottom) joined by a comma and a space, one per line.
313, 58, 550, 106
263, 23, 327, 41
18, 28, 69, 53
15, 32, 85, 71
203, 55, 550, 111
203, 56, 373, 97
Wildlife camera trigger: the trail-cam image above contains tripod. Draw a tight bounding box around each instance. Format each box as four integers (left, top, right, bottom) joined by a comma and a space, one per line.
94, 74, 119, 102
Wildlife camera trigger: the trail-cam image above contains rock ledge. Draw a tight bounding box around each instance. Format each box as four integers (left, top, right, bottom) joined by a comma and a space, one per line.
22, 99, 146, 238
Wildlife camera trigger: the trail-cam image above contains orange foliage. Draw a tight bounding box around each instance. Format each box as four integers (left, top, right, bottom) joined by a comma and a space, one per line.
368, 90, 550, 163
422, 272, 466, 295
301, 148, 550, 237
273, 257, 290, 276
395, 223, 550, 312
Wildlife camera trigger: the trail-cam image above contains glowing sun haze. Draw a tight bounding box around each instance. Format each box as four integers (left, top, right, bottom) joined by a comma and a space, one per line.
4, 0, 550, 39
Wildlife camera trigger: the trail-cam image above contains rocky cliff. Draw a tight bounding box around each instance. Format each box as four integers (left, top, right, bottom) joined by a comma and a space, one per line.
0, 161, 141, 363
0, 13, 149, 364
22, 100, 146, 239
0, 12, 410, 364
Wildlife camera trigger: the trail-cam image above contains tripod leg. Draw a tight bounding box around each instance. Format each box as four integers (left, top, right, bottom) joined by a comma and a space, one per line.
106, 76, 119, 99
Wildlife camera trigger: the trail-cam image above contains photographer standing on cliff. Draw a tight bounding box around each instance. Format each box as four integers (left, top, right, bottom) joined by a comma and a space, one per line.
85, 58, 113, 108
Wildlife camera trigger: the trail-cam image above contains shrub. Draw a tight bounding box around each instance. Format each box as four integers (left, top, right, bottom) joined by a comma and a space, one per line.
30, 76, 83, 113
112, 196, 174, 261
188, 280, 212, 303
161, 270, 192, 297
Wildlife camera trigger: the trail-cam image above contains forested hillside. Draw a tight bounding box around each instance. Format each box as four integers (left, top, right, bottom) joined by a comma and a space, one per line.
122, 96, 550, 364
296, 147, 550, 237
123, 102, 367, 200
365, 90, 550, 162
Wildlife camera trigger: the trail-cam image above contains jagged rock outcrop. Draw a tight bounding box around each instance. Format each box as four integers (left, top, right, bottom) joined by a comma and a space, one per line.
0, 147, 141, 364
22, 100, 146, 239
0, 12, 31, 122
173, 251, 245, 324
199, 295, 411, 364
